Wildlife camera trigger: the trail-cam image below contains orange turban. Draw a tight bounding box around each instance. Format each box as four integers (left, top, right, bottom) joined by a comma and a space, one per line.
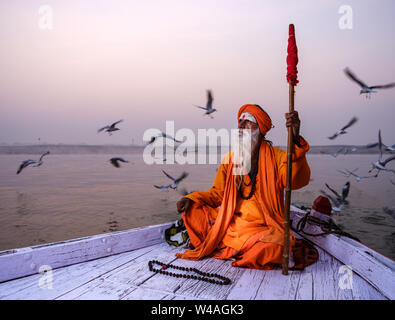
237, 104, 273, 136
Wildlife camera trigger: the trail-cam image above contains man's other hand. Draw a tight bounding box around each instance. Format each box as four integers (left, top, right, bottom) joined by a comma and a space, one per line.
177, 197, 193, 213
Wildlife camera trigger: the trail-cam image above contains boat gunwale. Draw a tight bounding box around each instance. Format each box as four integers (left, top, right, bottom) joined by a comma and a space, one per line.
0, 222, 173, 283
290, 207, 394, 300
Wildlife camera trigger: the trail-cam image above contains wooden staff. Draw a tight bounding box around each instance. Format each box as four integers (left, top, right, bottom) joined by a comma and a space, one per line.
283, 24, 299, 275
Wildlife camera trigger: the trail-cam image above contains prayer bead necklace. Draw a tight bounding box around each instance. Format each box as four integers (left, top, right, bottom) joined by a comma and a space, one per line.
238, 172, 257, 200
148, 260, 232, 285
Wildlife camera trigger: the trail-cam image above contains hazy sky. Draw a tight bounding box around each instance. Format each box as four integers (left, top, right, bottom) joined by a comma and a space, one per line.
0, 0, 394, 146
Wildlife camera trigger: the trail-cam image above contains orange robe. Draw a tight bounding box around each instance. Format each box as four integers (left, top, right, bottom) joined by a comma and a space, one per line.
177, 136, 311, 270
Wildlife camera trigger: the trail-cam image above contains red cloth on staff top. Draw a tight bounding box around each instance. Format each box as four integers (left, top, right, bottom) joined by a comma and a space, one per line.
286, 24, 299, 86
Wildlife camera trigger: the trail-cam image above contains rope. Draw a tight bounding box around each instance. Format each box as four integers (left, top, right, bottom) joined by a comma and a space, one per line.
294, 208, 360, 242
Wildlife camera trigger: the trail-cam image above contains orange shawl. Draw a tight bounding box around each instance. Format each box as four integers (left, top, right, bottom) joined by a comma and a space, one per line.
176, 140, 295, 260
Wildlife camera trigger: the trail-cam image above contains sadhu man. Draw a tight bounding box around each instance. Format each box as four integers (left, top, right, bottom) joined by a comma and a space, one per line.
175, 104, 317, 270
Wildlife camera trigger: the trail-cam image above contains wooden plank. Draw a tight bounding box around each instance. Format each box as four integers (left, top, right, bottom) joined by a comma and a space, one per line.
252, 268, 302, 300
226, 268, 266, 300
170, 294, 204, 300
350, 274, 387, 300
121, 286, 203, 300
99, 243, 181, 288
171, 257, 245, 300
56, 277, 137, 300
55, 243, 178, 300
0, 222, 173, 283
293, 270, 313, 300
227, 234, 326, 300
311, 244, 385, 300
310, 249, 353, 300
55, 242, 207, 300
121, 286, 172, 300
290, 206, 395, 300
0, 245, 155, 300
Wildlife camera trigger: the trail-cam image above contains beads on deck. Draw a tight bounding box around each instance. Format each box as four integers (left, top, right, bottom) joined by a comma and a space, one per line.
148, 260, 231, 285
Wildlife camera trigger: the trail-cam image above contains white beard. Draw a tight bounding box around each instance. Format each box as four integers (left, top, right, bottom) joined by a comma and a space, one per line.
232, 127, 260, 176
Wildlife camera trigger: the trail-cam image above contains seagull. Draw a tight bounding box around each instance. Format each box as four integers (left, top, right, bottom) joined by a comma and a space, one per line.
147, 132, 182, 145
344, 169, 376, 182
348, 146, 358, 153
153, 185, 172, 192
365, 142, 379, 149
328, 117, 358, 140
369, 130, 395, 176
383, 144, 395, 152
16, 151, 50, 174
32, 151, 50, 167
110, 157, 129, 168
330, 147, 346, 158
324, 182, 350, 205
162, 170, 188, 190
98, 120, 123, 135
337, 168, 358, 178
16, 160, 37, 174
370, 155, 395, 176
341, 146, 358, 155
362, 141, 394, 153
193, 89, 217, 118
344, 67, 395, 98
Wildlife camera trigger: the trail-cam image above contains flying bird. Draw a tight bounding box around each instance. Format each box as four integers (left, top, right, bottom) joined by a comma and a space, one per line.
153, 185, 172, 192
365, 142, 379, 149
33, 151, 50, 167
369, 130, 395, 176
320, 181, 351, 212
193, 89, 217, 118
370, 155, 395, 176
362, 141, 394, 153
330, 147, 346, 158
147, 132, 182, 145
337, 168, 358, 178
344, 169, 376, 182
340, 146, 358, 155
16, 160, 37, 175
344, 67, 395, 98
16, 151, 50, 174
324, 182, 350, 205
162, 170, 188, 190
110, 157, 129, 168
98, 120, 123, 135
384, 144, 395, 152
328, 117, 358, 140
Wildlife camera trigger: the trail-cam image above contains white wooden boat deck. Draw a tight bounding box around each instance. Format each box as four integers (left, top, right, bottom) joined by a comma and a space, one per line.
0, 240, 388, 300
0, 207, 394, 300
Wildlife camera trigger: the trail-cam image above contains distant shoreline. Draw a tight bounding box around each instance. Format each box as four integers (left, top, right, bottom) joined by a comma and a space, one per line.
0, 144, 386, 155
